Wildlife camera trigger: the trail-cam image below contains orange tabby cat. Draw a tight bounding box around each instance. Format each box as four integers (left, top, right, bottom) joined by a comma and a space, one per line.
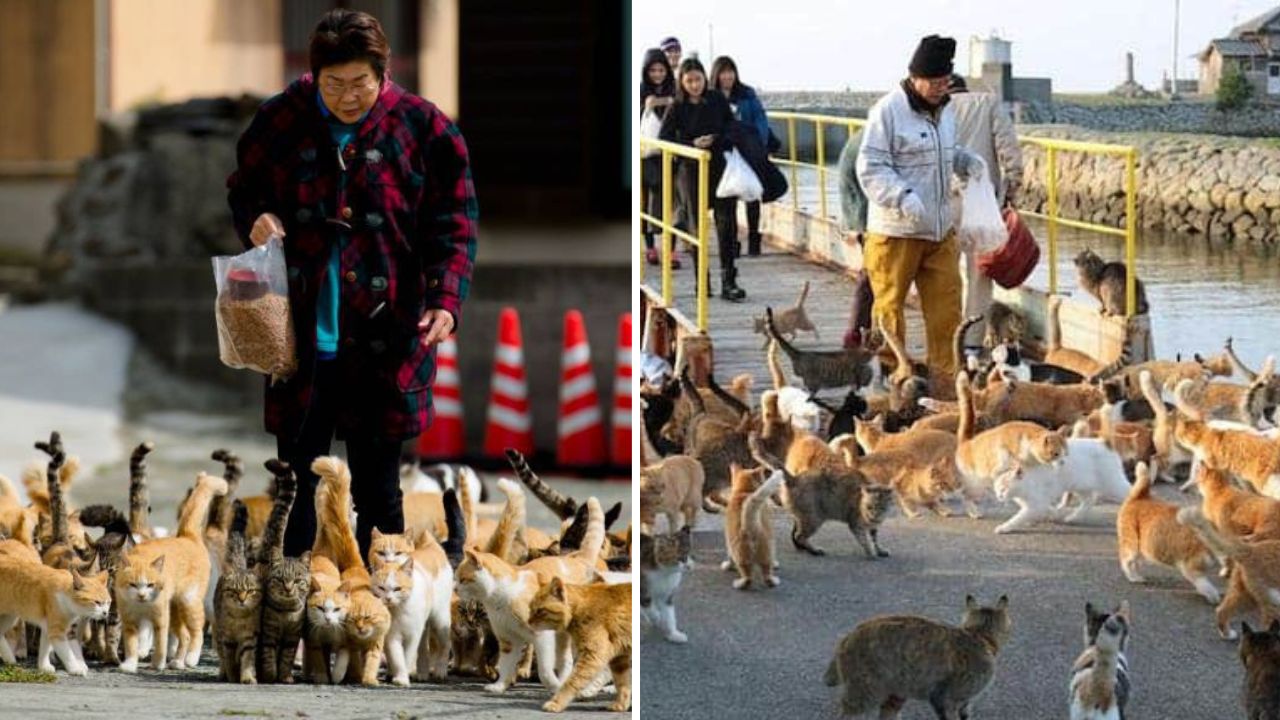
455, 496, 606, 694
1139, 370, 1194, 473
529, 578, 632, 713
1115, 461, 1219, 602
1195, 463, 1280, 542
954, 374, 1069, 517
639, 456, 705, 531
309, 456, 391, 687
1173, 379, 1280, 498
0, 557, 110, 675
721, 464, 784, 590
1178, 506, 1280, 639
116, 472, 227, 672
830, 433, 958, 518
304, 554, 350, 685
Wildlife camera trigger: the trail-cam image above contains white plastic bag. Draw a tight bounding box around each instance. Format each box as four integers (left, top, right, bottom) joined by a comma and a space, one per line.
212, 236, 297, 382
957, 157, 1006, 254
716, 148, 763, 201
639, 109, 662, 158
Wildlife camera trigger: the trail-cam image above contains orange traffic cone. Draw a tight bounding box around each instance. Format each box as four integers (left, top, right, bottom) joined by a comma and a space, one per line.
556, 310, 606, 467
483, 308, 534, 458
416, 335, 464, 460
610, 313, 632, 467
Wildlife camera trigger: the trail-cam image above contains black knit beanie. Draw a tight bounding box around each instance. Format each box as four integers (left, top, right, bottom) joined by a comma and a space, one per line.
908, 35, 956, 78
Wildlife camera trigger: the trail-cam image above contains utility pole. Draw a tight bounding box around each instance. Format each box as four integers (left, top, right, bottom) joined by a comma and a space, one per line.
708, 23, 715, 60
1172, 0, 1181, 98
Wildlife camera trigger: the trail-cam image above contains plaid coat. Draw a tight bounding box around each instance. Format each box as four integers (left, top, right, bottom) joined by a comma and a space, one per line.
226, 74, 478, 442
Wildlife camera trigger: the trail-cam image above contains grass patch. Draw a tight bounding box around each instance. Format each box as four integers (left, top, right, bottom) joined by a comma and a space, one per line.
0, 665, 57, 683
217, 711, 272, 718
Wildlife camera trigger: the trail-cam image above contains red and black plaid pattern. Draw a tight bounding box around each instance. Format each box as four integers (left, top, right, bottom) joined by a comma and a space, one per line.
226, 75, 478, 442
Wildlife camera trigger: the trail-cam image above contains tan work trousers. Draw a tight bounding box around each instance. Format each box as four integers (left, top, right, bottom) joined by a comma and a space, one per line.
863, 231, 962, 377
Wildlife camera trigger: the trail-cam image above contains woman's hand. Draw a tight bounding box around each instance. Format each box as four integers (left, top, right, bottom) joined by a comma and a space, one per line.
250, 213, 286, 246
692, 134, 715, 149
645, 95, 671, 110
418, 309, 455, 346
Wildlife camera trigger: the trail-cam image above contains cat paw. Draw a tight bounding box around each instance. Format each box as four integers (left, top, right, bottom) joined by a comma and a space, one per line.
732, 578, 751, 590
240, 675, 257, 685
1221, 626, 1240, 641
665, 630, 689, 644
542, 700, 567, 713
118, 659, 138, 674
167, 658, 186, 671
391, 674, 410, 687
719, 560, 734, 571
484, 681, 508, 694
765, 575, 781, 587
37, 662, 56, 675
804, 546, 827, 556
607, 700, 631, 713
67, 663, 88, 677
875, 548, 890, 558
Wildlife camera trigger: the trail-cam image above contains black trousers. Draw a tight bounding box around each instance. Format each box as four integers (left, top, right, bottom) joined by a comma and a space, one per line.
676, 161, 738, 272
278, 359, 405, 561
744, 200, 761, 238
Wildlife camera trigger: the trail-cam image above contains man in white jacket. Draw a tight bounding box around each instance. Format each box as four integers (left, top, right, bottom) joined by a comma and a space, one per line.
857, 35, 976, 377
950, 74, 1024, 349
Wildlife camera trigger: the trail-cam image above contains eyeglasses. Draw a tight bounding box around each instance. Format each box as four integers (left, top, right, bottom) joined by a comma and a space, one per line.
320, 78, 379, 99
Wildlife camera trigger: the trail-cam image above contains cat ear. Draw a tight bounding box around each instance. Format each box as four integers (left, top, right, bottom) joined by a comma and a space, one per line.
299, 551, 312, 567
310, 576, 323, 593
996, 595, 1009, 610
464, 549, 480, 566
400, 556, 415, 573
549, 577, 566, 600
1084, 601, 1095, 618
71, 568, 85, 590
965, 595, 977, 611
151, 555, 166, 573
372, 527, 383, 540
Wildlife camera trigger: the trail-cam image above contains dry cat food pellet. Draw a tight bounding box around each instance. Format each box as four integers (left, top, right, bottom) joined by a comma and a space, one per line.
217, 294, 298, 378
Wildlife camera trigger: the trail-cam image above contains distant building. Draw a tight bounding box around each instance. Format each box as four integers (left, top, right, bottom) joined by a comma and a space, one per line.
1197, 6, 1280, 98
966, 34, 1052, 105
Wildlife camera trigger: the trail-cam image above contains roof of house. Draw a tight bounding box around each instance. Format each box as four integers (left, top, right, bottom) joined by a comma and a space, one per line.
1230, 6, 1280, 37
1199, 38, 1269, 60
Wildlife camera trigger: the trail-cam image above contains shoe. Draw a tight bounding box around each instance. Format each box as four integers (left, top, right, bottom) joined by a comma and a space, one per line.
720, 269, 746, 302
669, 254, 682, 269
645, 247, 659, 266
747, 233, 763, 256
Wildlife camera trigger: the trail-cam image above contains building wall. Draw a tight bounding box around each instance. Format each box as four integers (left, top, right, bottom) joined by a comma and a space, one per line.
0, 0, 96, 172
109, 0, 284, 112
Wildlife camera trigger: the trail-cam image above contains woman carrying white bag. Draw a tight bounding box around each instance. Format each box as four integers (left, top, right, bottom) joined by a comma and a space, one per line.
659, 56, 748, 301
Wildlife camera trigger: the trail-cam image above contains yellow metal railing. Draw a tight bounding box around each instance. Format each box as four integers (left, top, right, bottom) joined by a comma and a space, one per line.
638, 137, 711, 331
1019, 137, 1139, 317
766, 112, 1141, 317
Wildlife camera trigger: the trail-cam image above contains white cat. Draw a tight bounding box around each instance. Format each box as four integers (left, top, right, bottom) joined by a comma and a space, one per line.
400, 462, 484, 501
992, 438, 1130, 534
774, 386, 823, 433
369, 533, 455, 686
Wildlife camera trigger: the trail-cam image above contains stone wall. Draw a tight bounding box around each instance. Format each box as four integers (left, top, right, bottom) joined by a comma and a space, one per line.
1018, 100, 1280, 137
1016, 125, 1280, 248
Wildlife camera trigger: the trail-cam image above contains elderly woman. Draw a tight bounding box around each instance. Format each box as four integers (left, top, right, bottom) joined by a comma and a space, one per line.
226, 9, 477, 559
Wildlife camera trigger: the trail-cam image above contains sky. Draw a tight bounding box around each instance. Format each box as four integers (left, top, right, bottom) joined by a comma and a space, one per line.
632, 0, 1280, 93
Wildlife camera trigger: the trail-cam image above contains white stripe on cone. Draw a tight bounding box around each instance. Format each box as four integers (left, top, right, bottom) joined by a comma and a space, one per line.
616, 348, 631, 366
491, 374, 528, 401
613, 376, 630, 397
561, 343, 591, 367
495, 344, 523, 366
434, 396, 463, 417
611, 407, 631, 427
436, 367, 460, 387
559, 374, 596, 403
438, 339, 457, 358
558, 406, 602, 437
487, 404, 532, 433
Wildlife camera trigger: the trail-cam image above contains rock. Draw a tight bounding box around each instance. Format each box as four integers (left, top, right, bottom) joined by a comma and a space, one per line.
1225, 190, 1244, 213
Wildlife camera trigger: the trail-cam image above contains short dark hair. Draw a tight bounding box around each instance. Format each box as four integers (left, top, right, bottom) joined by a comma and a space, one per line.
674, 58, 707, 102
309, 9, 390, 80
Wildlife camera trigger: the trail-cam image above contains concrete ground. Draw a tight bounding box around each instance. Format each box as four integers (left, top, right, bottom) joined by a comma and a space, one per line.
640, 493, 1243, 720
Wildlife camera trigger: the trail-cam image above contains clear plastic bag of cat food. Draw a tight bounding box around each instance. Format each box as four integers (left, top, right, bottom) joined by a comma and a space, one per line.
716, 148, 764, 202
957, 157, 1006, 254
212, 235, 297, 383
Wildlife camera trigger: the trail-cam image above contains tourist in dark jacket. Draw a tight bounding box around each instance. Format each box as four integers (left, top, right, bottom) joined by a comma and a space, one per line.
639, 48, 681, 269
711, 55, 770, 256
659, 57, 745, 301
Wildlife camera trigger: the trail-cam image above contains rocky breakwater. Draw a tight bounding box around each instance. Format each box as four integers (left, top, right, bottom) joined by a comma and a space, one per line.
1016, 125, 1280, 249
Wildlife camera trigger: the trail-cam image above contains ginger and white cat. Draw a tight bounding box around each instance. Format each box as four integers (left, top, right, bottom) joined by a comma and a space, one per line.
1115, 462, 1219, 602
0, 558, 109, 676
116, 472, 227, 672
720, 464, 784, 589
529, 578, 632, 713
1173, 378, 1280, 498
1178, 506, 1280, 639
368, 525, 454, 686
992, 434, 1130, 533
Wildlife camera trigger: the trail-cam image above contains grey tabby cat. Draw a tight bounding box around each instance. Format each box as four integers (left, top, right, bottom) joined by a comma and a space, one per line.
255, 459, 310, 684
215, 500, 261, 684
640, 514, 692, 644
128, 441, 155, 538
749, 433, 895, 559
764, 307, 875, 394
77, 503, 133, 664
1074, 248, 1149, 317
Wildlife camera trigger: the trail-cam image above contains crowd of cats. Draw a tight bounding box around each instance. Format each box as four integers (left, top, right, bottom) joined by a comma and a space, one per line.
640, 250, 1280, 718
0, 433, 632, 713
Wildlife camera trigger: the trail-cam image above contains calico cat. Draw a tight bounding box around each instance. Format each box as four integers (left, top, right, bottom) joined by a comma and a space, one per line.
1240, 620, 1280, 720
1178, 506, 1280, 639
368, 526, 453, 685
824, 595, 1011, 719
454, 496, 606, 693
255, 460, 309, 684
988, 342, 1087, 386
529, 578, 632, 713
116, 471, 227, 672
214, 500, 260, 684
754, 281, 818, 349
640, 514, 691, 644
954, 373, 1070, 518
765, 307, 876, 394
1116, 462, 1219, 602
719, 463, 784, 589
1172, 379, 1280, 498
0, 557, 110, 676
640, 455, 705, 530
1069, 600, 1131, 720
309, 456, 391, 686
752, 433, 894, 559
1074, 248, 1149, 316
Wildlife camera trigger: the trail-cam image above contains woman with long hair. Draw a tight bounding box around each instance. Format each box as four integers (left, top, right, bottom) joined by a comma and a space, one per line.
710, 55, 770, 256
639, 48, 680, 268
